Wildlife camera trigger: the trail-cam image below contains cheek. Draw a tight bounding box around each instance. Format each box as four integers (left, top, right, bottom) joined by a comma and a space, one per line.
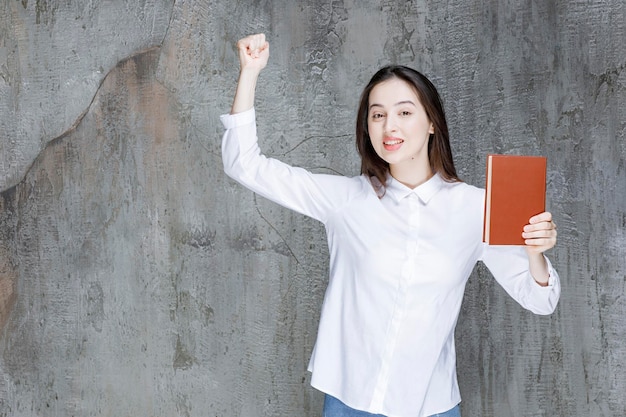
367, 121, 382, 140
406, 119, 430, 138
368, 135, 386, 160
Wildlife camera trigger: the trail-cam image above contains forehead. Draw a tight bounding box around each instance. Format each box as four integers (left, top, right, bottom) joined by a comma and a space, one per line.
368, 77, 421, 106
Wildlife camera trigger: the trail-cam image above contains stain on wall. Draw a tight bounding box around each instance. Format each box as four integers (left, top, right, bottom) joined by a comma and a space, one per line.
0, 1, 624, 416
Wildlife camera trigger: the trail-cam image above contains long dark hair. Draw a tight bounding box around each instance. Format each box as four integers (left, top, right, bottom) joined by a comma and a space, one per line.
355, 65, 460, 190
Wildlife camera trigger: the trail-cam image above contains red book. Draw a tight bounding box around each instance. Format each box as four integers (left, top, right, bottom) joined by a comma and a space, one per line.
483, 154, 547, 245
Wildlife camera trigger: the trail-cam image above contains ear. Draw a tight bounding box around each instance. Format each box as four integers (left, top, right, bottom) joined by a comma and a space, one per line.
429, 123, 435, 134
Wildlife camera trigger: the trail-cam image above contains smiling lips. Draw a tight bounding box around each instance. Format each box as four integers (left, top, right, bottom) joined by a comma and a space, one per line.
383, 137, 404, 151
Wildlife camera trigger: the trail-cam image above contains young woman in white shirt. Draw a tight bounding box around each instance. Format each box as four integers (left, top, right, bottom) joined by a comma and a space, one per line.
221, 33, 560, 417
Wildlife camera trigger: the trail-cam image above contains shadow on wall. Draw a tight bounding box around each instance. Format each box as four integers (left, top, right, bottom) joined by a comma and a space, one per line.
0, 46, 166, 333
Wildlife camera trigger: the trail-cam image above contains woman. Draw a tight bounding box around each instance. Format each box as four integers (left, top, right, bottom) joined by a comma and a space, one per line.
220, 33, 560, 417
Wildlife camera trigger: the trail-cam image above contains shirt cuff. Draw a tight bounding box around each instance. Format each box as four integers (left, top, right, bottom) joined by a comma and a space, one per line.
220, 107, 256, 130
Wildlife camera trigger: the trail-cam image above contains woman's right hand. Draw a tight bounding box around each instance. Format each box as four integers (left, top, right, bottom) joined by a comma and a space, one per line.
230, 34, 269, 114
236, 33, 269, 74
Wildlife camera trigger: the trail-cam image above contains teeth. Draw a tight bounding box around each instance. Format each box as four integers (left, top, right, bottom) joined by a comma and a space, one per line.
384, 139, 403, 145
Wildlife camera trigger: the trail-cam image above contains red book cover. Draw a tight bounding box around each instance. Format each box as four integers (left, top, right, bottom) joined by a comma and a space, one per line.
483, 154, 547, 245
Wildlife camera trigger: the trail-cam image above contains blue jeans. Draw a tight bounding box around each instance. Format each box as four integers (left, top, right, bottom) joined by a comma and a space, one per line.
323, 394, 461, 417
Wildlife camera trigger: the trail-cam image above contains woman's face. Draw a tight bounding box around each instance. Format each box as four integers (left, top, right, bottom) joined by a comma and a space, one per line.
367, 77, 434, 177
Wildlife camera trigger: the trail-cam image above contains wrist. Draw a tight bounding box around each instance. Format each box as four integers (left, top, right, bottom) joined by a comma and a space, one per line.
230, 73, 258, 114
238, 67, 262, 80
528, 252, 549, 285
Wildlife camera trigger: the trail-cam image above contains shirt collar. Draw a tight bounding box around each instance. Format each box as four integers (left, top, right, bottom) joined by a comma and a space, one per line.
385, 172, 445, 204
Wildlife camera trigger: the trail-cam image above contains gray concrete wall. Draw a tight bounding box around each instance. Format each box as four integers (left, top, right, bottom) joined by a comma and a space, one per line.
0, 0, 624, 416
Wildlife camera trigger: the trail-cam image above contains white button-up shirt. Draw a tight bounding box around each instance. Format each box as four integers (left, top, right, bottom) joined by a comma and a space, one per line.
220, 108, 560, 417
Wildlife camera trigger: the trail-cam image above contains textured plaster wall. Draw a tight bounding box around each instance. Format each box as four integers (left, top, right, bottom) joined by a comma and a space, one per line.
0, 1, 624, 416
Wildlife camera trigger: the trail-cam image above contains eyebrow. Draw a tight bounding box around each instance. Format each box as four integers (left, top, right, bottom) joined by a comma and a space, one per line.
369, 100, 417, 110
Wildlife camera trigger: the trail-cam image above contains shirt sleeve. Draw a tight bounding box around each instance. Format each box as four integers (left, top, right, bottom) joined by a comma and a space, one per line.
479, 244, 561, 315
220, 108, 356, 223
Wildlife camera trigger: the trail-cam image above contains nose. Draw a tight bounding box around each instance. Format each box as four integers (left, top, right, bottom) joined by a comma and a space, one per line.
384, 113, 398, 133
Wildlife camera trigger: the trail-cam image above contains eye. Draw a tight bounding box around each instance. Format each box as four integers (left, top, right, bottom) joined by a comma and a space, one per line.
400, 110, 412, 117
370, 112, 385, 120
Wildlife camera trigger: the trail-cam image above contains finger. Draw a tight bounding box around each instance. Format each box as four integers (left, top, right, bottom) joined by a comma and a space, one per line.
238, 33, 265, 46
251, 42, 269, 59
524, 232, 556, 244
524, 221, 555, 233
524, 237, 554, 246
523, 224, 557, 250
523, 229, 557, 240
524, 237, 556, 250
524, 219, 558, 234
236, 34, 265, 54
523, 222, 557, 235
250, 33, 266, 48
529, 211, 552, 224
248, 34, 266, 57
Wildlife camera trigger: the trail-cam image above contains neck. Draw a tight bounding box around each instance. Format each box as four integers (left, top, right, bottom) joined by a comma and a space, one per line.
390, 163, 434, 189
